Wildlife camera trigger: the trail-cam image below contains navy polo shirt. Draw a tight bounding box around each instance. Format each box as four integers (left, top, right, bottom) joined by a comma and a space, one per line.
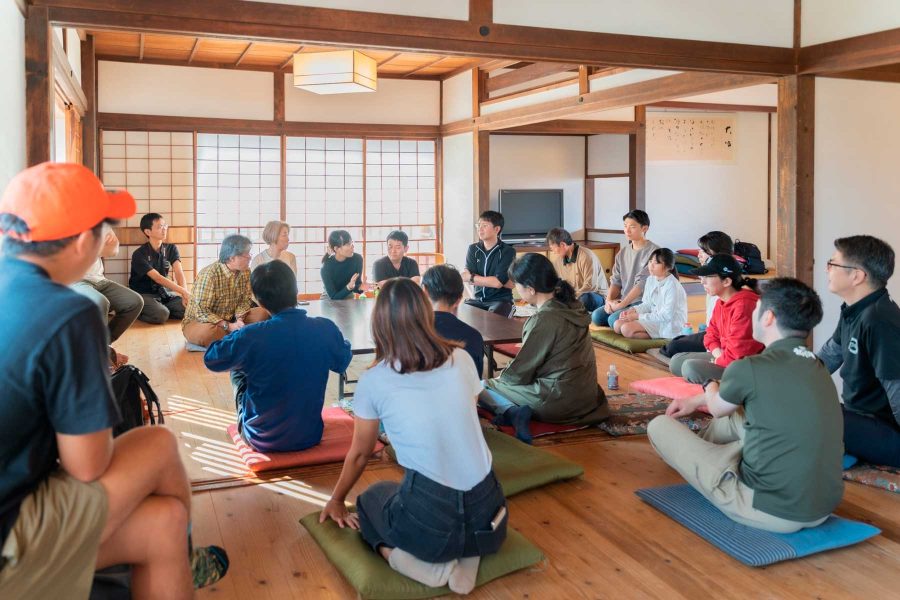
464, 240, 515, 304
434, 311, 484, 378
129, 242, 181, 295
829, 288, 900, 423
203, 308, 353, 452
0, 257, 119, 541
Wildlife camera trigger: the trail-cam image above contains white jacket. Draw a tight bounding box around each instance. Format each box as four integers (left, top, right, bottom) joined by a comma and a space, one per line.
636, 274, 689, 339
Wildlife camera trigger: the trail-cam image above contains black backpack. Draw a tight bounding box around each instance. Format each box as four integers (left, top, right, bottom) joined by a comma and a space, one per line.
734, 240, 768, 275
110, 365, 164, 437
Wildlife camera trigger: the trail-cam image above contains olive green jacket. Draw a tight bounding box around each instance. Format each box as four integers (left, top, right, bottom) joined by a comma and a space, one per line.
485, 298, 608, 424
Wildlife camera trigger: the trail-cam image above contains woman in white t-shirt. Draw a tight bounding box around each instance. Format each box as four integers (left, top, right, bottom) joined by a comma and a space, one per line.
614, 248, 688, 339
320, 278, 507, 594
250, 220, 297, 274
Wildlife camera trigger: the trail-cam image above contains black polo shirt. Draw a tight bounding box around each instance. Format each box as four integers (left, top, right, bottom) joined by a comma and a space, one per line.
829, 288, 900, 423
372, 255, 420, 282
434, 311, 484, 378
129, 242, 181, 295
0, 257, 119, 541
464, 239, 515, 304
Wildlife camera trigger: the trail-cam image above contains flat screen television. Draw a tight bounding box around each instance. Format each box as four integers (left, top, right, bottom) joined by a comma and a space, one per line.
498, 189, 563, 242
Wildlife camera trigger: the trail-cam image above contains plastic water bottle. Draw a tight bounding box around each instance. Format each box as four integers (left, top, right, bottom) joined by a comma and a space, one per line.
607, 364, 619, 391
698, 323, 707, 332
682, 322, 694, 336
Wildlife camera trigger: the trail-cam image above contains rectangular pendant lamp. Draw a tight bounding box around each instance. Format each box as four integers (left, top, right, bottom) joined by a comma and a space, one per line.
293, 50, 377, 94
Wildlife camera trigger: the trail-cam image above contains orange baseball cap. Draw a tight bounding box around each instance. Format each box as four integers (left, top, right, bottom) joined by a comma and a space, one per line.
0, 162, 136, 242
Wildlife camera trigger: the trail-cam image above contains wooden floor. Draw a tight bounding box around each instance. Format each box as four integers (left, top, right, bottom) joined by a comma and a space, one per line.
116, 321, 900, 599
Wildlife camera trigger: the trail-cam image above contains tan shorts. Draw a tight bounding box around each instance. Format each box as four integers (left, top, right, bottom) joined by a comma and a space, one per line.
0, 471, 108, 600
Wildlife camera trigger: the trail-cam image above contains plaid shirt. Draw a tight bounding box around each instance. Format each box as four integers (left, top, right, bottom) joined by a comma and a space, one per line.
183, 262, 253, 326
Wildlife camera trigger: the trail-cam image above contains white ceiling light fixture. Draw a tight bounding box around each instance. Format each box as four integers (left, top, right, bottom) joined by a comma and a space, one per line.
292, 49, 377, 94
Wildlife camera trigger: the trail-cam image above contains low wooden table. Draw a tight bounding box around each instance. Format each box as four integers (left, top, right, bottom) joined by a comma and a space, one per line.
302, 299, 524, 398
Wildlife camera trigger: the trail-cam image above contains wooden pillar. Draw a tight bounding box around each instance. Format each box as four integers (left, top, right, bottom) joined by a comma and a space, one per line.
628, 105, 646, 210
274, 71, 285, 125
584, 135, 594, 230
25, 6, 52, 166
777, 75, 815, 285
472, 67, 489, 215
81, 35, 97, 172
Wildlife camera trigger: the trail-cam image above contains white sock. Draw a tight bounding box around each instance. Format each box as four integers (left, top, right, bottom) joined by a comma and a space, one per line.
387, 548, 457, 588
449, 556, 481, 595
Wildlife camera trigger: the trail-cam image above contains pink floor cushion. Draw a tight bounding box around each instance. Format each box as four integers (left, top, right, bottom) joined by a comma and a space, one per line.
630, 377, 710, 414
493, 343, 522, 358
226, 407, 383, 473
477, 407, 590, 438
843, 463, 900, 494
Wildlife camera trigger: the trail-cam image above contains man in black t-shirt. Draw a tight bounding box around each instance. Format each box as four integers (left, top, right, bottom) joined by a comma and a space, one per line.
461, 211, 516, 318
371, 230, 420, 286
129, 212, 190, 323
0, 163, 227, 597
423, 264, 484, 378
817, 235, 900, 467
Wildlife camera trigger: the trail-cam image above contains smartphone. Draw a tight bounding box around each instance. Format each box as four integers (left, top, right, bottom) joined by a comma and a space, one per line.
490, 506, 507, 531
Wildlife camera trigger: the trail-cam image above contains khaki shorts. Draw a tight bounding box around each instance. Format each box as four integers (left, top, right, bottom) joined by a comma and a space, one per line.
0, 471, 108, 600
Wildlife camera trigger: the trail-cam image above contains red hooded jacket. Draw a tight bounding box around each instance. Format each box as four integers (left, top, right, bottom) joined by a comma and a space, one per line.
704, 288, 765, 367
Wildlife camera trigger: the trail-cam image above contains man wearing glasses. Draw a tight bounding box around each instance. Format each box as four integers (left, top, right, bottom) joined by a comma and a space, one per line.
182, 234, 268, 348
817, 235, 900, 468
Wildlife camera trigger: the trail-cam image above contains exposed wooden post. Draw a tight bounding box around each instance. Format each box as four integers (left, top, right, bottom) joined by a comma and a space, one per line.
274, 71, 285, 125
777, 75, 815, 285
81, 34, 97, 172
628, 105, 646, 211
469, 0, 492, 24
25, 6, 53, 166
473, 66, 490, 215
578, 65, 589, 95
584, 135, 594, 229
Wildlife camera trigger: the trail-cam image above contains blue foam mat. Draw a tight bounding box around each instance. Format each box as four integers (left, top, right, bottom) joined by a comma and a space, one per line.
636, 484, 880, 567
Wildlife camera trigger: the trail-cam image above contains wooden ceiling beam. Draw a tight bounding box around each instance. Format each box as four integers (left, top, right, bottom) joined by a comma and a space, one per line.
486, 62, 578, 94
800, 27, 900, 74
187, 37, 199, 62
138, 32, 143, 60
234, 41, 253, 66
440, 58, 491, 80
278, 45, 302, 70
38, 0, 794, 75
819, 63, 900, 84
377, 52, 401, 66
497, 120, 639, 135
468, 71, 774, 131
403, 56, 446, 77
480, 59, 519, 72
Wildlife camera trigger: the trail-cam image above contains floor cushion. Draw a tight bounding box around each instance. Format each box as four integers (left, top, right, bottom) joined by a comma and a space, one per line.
589, 328, 668, 353
599, 392, 710, 437
477, 407, 590, 439
636, 484, 881, 567
493, 342, 521, 358
184, 341, 207, 352
842, 463, 900, 494
385, 427, 583, 497
300, 511, 544, 600
226, 407, 383, 473
630, 376, 704, 401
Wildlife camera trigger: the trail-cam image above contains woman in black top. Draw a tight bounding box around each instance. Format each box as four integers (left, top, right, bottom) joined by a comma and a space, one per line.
321, 230, 366, 299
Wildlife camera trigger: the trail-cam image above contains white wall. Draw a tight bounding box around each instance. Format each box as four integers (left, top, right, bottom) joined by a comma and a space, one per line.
802, 0, 900, 46
242, 0, 468, 20
813, 78, 900, 346
99, 61, 275, 120
489, 135, 585, 232
286, 75, 439, 124
442, 70, 473, 124
0, 0, 25, 190
588, 135, 629, 174
645, 111, 771, 254
494, 0, 794, 47
442, 133, 475, 266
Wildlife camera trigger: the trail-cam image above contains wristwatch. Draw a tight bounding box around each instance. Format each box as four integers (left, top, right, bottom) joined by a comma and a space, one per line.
469, 273, 475, 284
701, 378, 718, 391
221, 321, 229, 331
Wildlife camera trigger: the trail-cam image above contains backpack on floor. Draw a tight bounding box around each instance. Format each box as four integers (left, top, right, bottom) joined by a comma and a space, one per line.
733, 240, 768, 275
110, 365, 164, 437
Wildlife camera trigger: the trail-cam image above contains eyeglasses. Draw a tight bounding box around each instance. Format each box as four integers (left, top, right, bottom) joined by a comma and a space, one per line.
826, 260, 860, 271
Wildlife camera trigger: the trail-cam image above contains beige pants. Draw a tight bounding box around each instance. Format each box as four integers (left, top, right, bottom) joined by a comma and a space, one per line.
0, 471, 108, 600
182, 306, 269, 347
646, 412, 828, 534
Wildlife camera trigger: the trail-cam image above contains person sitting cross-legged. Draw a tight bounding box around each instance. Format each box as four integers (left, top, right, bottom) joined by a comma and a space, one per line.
479, 253, 608, 444
182, 234, 269, 348
0, 163, 227, 599
648, 278, 844, 533
129, 212, 190, 324
614, 248, 688, 340
422, 264, 484, 378
203, 260, 353, 452
546, 227, 608, 314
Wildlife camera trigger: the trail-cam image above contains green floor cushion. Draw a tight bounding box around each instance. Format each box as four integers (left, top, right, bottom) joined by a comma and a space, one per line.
385, 427, 584, 497
590, 328, 668, 353
300, 511, 544, 600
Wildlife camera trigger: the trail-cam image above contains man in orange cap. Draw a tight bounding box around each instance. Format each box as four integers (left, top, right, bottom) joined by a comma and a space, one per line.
0, 163, 228, 598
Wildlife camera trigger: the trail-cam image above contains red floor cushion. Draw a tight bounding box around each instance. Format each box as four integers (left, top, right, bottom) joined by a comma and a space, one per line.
477, 407, 590, 438
226, 407, 383, 473
493, 343, 522, 358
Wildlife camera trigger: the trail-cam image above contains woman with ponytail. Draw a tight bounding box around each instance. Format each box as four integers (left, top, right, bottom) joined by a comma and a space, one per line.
670, 254, 764, 384
614, 248, 688, 340
480, 253, 609, 443
320, 230, 366, 299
